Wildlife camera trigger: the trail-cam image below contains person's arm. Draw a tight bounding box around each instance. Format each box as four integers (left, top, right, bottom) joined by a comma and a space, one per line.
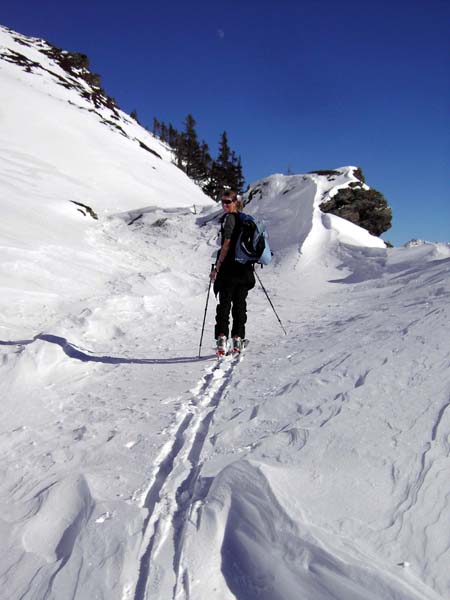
210, 214, 235, 280
211, 239, 231, 278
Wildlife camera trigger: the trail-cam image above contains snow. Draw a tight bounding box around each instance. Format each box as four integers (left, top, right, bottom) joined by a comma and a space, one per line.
1, 24, 449, 600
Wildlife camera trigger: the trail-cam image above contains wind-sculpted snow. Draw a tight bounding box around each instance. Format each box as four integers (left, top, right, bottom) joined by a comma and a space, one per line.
22, 474, 94, 563
184, 249, 449, 600
182, 461, 433, 600
0, 334, 214, 364
1, 23, 450, 600
244, 169, 385, 293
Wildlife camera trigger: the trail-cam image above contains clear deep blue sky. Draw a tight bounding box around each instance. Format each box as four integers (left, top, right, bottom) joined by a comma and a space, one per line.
2, 0, 449, 245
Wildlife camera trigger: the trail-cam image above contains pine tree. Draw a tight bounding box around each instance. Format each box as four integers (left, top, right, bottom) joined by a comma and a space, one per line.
152, 117, 161, 137
230, 151, 245, 191
179, 114, 206, 181
214, 131, 232, 194
203, 160, 220, 199
199, 141, 212, 180
218, 131, 231, 168
160, 122, 168, 143
130, 109, 140, 124
237, 155, 245, 190
168, 123, 179, 149
204, 131, 244, 199
181, 114, 198, 175
151, 118, 245, 198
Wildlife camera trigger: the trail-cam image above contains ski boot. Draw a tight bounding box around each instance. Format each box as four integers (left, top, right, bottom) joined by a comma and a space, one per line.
216, 334, 227, 356
232, 336, 243, 354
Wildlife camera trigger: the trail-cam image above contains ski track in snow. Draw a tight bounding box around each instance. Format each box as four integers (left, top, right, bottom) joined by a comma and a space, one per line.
130, 353, 244, 600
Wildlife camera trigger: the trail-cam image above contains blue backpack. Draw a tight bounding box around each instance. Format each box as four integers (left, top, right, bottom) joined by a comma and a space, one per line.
235, 212, 272, 266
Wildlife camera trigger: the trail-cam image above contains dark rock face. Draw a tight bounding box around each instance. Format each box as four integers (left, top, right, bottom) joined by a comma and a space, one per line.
1, 28, 119, 114
320, 184, 392, 237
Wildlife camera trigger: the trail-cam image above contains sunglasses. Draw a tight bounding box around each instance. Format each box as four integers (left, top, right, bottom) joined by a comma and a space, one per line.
221, 199, 234, 205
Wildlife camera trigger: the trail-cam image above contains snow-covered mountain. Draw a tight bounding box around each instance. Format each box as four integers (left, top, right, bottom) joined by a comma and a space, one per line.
1, 25, 449, 600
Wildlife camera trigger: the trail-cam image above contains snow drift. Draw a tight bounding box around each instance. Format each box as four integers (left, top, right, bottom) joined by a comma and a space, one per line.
1, 24, 450, 600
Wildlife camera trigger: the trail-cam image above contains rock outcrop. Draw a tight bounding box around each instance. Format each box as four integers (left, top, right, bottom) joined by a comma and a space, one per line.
319, 168, 392, 237
1, 27, 120, 116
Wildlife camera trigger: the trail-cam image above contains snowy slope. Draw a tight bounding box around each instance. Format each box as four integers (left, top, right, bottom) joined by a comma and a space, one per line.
0, 24, 213, 336
1, 24, 450, 600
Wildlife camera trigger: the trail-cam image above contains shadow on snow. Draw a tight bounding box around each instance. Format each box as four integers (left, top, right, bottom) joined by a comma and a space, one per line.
0, 335, 214, 364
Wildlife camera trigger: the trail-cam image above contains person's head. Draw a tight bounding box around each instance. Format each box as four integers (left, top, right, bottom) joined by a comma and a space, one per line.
221, 190, 242, 212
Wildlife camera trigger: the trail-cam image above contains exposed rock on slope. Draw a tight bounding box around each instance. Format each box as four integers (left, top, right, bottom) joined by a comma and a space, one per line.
318, 168, 392, 236
248, 167, 392, 239
1, 26, 118, 113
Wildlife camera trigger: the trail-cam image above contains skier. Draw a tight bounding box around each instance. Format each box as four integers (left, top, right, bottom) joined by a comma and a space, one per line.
210, 190, 255, 355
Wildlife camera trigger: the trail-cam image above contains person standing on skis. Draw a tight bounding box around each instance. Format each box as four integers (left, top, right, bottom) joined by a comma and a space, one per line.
210, 190, 255, 355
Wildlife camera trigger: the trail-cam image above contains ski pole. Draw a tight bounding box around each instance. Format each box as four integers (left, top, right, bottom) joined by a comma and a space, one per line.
255, 270, 287, 335
198, 264, 215, 358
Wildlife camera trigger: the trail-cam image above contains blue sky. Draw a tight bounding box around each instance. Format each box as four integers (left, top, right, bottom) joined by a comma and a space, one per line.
2, 0, 449, 245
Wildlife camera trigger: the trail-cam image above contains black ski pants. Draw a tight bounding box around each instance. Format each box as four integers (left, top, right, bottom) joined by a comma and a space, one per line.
214, 267, 255, 339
